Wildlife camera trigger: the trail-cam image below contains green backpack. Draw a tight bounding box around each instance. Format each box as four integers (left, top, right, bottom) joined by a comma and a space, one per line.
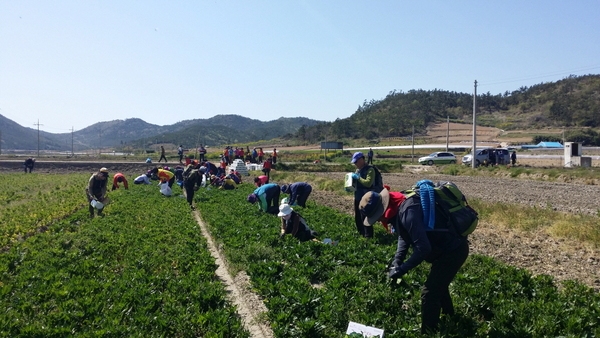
404, 181, 478, 237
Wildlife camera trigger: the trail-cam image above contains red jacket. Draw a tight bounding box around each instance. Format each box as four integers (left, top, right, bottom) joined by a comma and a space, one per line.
112, 173, 129, 190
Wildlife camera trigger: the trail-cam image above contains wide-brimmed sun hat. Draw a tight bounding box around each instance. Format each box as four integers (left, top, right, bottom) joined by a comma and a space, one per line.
359, 189, 390, 227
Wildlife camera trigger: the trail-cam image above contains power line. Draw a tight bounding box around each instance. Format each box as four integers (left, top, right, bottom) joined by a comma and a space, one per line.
479, 65, 600, 88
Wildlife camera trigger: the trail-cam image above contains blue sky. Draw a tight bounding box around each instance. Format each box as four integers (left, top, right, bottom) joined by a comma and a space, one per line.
1, 1, 600, 133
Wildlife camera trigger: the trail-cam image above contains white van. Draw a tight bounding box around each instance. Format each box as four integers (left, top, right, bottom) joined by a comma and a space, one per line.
462, 148, 510, 166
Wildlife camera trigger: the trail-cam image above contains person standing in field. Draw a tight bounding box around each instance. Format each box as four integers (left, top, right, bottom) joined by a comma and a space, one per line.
87, 167, 109, 218
272, 148, 278, 165
198, 144, 207, 162
111, 172, 129, 190
367, 148, 374, 164
183, 164, 204, 210
177, 145, 184, 164
158, 146, 168, 163
262, 156, 273, 180
511, 151, 517, 166
258, 147, 265, 164
350, 151, 384, 238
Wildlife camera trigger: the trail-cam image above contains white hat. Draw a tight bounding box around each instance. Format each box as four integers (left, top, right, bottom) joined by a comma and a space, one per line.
277, 204, 293, 217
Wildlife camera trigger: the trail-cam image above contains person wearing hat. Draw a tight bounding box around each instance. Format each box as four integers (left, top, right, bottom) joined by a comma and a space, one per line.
86, 168, 109, 218
247, 183, 280, 214
350, 151, 384, 238
111, 172, 129, 190
277, 204, 319, 242
228, 169, 242, 184
280, 182, 312, 208
359, 189, 469, 334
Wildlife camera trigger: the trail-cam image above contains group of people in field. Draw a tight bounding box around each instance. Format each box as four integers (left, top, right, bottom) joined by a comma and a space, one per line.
85, 146, 471, 334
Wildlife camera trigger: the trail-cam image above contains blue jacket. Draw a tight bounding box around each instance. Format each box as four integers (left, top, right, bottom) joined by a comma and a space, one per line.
286, 182, 312, 205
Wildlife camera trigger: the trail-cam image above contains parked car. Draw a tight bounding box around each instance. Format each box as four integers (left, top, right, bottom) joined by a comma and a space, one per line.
462, 148, 493, 167
462, 148, 511, 166
418, 152, 457, 165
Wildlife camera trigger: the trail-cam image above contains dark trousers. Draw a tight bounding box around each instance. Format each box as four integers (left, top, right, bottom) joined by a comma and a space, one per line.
264, 187, 280, 214
296, 186, 312, 207
159, 155, 167, 162
421, 239, 469, 333
353, 200, 373, 238
367, 156, 373, 164
272, 157, 277, 164
184, 185, 195, 206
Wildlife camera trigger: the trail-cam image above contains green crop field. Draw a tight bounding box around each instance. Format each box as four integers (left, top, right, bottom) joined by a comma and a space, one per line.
1, 172, 599, 337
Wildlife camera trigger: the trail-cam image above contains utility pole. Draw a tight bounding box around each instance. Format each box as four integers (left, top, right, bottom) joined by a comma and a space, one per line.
411, 125, 415, 163
70, 126, 75, 157
446, 116, 450, 152
472, 80, 478, 169
98, 126, 102, 157
34, 119, 43, 158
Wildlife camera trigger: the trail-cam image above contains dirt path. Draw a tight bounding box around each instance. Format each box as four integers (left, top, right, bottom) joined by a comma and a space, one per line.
192, 210, 274, 338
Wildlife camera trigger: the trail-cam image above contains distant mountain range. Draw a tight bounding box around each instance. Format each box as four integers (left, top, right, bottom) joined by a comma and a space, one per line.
0, 114, 322, 151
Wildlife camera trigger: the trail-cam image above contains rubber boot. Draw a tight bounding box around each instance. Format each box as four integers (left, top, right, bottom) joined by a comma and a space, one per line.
89, 205, 95, 219
364, 226, 374, 238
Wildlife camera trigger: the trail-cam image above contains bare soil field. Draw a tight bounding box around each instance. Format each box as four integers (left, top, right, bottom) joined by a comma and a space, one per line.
310, 171, 600, 292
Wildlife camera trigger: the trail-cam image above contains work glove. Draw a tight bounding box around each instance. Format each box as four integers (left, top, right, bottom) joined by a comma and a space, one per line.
388, 267, 405, 280
351, 173, 359, 180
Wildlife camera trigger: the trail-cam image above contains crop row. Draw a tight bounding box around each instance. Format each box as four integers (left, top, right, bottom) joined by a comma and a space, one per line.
0, 173, 92, 248
0, 182, 249, 337
195, 185, 600, 337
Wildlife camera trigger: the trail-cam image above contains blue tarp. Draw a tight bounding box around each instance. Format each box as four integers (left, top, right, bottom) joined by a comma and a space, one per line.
521, 141, 564, 149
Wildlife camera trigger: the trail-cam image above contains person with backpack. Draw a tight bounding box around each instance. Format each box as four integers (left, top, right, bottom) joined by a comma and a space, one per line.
350, 151, 384, 238
24, 157, 36, 173
277, 204, 319, 242
280, 182, 312, 208
359, 185, 470, 334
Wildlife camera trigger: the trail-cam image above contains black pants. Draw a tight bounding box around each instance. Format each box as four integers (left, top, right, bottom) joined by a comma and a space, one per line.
421, 239, 469, 333
184, 185, 195, 206
296, 186, 312, 207
353, 199, 373, 238
367, 156, 373, 164
159, 155, 167, 162
264, 186, 280, 214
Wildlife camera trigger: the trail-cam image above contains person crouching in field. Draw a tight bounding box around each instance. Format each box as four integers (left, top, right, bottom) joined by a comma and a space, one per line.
277, 204, 319, 242
112, 172, 129, 190
247, 183, 280, 214
87, 167, 109, 218
24, 157, 36, 173
254, 175, 269, 187
151, 167, 175, 188
280, 182, 312, 208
